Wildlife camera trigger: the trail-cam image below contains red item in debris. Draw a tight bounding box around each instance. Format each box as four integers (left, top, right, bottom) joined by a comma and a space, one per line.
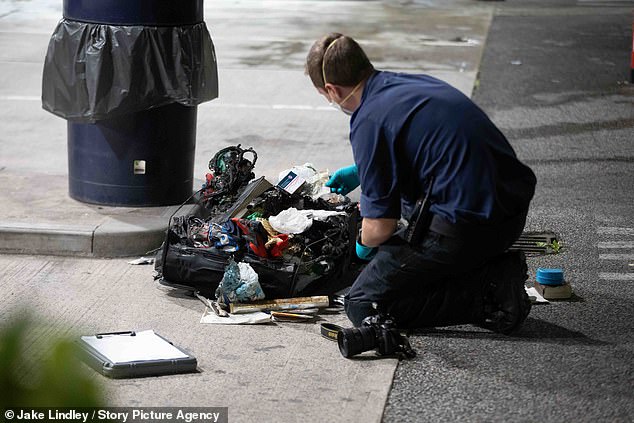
232, 218, 270, 257
203, 173, 215, 199
269, 234, 290, 258
231, 218, 250, 235
249, 241, 268, 258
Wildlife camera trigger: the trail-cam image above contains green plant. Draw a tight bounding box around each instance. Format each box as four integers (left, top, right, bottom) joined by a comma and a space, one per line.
0, 312, 105, 407
536, 239, 562, 254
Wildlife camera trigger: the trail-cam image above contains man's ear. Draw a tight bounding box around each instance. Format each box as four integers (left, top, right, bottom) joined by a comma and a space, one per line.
324, 83, 343, 102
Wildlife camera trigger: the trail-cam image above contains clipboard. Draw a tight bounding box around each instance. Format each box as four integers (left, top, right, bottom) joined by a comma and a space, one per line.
78, 330, 197, 378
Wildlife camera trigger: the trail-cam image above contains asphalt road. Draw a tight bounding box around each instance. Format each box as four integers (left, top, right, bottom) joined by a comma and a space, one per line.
384, 1, 634, 422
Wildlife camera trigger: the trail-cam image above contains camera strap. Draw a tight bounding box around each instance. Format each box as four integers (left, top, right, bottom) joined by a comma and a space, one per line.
320, 323, 343, 341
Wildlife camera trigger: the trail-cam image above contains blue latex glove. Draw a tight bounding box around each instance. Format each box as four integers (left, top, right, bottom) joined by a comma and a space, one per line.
356, 240, 377, 261
326, 165, 360, 195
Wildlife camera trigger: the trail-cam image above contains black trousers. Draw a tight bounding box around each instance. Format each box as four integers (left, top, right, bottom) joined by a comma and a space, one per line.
344, 212, 528, 328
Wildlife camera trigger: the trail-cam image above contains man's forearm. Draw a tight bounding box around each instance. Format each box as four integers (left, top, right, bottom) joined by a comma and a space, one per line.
361, 217, 398, 247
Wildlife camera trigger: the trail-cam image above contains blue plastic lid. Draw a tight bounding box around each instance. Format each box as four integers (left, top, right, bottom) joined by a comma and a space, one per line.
536, 268, 565, 286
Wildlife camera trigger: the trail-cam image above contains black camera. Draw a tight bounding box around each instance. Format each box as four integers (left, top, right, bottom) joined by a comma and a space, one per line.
337, 314, 416, 359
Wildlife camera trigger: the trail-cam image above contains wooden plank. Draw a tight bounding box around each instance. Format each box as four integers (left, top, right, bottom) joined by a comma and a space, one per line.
229, 296, 330, 314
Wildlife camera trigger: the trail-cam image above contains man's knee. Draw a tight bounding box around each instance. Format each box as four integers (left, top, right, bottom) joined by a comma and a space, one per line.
344, 297, 377, 327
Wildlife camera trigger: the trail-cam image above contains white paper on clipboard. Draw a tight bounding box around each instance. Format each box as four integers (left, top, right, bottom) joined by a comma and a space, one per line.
81, 330, 188, 364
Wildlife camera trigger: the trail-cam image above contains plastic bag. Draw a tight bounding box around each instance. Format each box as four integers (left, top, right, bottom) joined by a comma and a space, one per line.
42, 20, 218, 122
268, 208, 346, 234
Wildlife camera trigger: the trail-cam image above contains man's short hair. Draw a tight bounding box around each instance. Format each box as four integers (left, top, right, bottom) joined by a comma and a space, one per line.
305, 33, 374, 89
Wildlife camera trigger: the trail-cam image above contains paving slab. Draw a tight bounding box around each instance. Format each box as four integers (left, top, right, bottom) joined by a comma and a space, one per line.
0, 254, 397, 423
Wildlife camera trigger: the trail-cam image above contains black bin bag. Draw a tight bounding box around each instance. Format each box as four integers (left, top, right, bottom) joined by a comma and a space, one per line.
41, 0, 219, 206
42, 20, 218, 122
42, 0, 218, 122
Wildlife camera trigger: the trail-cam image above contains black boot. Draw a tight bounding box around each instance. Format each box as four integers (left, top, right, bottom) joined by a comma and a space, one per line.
478, 251, 531, 335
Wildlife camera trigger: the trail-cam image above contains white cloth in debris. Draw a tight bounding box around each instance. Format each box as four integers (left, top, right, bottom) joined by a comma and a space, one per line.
268, 207, 346, 234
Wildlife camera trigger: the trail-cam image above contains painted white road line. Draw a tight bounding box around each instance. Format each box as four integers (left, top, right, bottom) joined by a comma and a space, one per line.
598, 241, 634, 249
599, 254, 634, 260
598, 273, 634, 281
0, 96, 337, 112
598, 227, 634, 236
0, 95, 40, 101
201, 102, 335, 111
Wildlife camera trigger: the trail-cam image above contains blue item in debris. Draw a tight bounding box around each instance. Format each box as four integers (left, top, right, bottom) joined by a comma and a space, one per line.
221, 220, 240, 236
536, 268, 565, 286
214, 233, 239, 252
215, 258, 265, 303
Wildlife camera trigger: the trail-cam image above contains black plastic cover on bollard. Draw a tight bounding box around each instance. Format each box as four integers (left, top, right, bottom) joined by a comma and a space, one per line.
42, 0, 218, 206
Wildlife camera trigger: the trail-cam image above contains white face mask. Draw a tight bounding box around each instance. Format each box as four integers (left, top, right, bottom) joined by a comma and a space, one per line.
329, 101, 354, 116
326, 81, 362, 116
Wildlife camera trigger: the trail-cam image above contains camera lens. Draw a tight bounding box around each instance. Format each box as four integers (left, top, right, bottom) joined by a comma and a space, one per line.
337, 326, 377, 358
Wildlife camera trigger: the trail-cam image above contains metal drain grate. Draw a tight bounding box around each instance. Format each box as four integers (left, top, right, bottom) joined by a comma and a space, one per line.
509, 231, 559, 255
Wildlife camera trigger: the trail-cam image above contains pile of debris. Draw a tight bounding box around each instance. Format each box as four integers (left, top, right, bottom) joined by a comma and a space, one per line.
155, 145, 361, 303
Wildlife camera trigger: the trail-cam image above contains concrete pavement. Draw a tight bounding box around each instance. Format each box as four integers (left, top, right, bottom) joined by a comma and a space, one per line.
0, 254, 397, 422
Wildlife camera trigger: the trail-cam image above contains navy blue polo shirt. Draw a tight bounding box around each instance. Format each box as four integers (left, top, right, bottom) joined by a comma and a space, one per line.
350, 71, 536, 224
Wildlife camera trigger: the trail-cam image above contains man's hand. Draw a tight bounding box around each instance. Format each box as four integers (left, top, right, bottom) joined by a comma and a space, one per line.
356, 240, 377, 261
326, 165, 360, 195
